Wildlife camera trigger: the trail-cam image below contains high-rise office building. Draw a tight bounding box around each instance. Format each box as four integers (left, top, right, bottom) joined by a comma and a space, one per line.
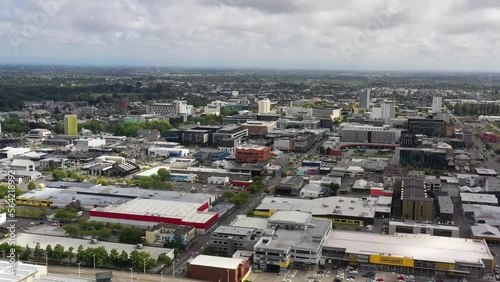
432, 94, 443, 114
258, 98, 271, 114
359, 89, 371, 109
64, 115, 78, 136
381, 101, 396, 119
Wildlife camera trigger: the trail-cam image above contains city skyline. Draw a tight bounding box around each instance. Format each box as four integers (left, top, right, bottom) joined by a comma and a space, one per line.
1, 0, 500, 72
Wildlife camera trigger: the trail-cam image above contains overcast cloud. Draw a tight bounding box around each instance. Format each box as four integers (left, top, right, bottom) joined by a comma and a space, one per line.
0, 0, 499, 71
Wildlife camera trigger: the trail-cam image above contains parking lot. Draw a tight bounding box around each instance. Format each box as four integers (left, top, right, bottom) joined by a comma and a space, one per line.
247, 267, 429, 282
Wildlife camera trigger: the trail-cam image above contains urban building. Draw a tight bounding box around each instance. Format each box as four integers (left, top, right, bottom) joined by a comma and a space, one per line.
240, 121, 276, 137
432, 94, 443, 114
408, 119, 445, 137
340, 124, 401, 144
463, 127, 473, 147
258, 98, 271, 114
274, 176, 305, 196
144, 223, 196, 246
212, 126, 248, 149
401, 185, 434, 221
27, 128, 52, 139
89, 198, 219, 231
64, 114, 78, 136
253, 211, 332, 271
147, 103, 177, 116
388, 220, 459, 237
398, 148, 447, 170
437, 195, 455, 222
9, 159, 36, 172
209, 226, 262, 257
254, 196, 378, 226
322, 231, 493, 277
235, 146, 271, 163
359, 89, 371, 109
188, 253, 252, 282
381, 101, 396, 119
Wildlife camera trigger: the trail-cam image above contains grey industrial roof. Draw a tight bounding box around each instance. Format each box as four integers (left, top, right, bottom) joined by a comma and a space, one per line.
437, 196, 454, 214
256, 196, 377, 219
269, 210, 312, 226
324, 230, 492, 265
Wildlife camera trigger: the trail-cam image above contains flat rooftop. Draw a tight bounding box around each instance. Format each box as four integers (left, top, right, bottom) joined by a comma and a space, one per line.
256, 196, 377, 219
269, 210, 312, 226
324, 230, 492, 265
92, 198, 216, 224
18, 185, 216, 210
231, 215, 269, 230
461, 193, 498, 205
1, 233, 173, 259
437, 196, 454, 214
189, 255, 243, 270
389, 221, 459, 231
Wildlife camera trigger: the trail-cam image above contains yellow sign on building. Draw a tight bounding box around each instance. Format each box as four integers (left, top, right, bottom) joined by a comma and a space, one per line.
369, 255, 414, 267
280, 258, 291, 268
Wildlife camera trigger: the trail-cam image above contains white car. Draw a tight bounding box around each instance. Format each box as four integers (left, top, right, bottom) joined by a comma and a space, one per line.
350, 270, 358, 275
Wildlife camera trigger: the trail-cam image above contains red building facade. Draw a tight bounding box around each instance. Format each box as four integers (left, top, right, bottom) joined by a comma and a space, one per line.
235, 146, 271, 163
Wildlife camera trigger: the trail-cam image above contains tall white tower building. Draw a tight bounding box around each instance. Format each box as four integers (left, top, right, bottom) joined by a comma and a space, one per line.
432, 94, 443, 114
258, 98, 271, 114
381, 101, 396, 119
359, 89, 371, 109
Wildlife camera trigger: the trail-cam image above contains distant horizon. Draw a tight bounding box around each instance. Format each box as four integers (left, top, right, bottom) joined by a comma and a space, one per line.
1, 62, 500, 75
2, 1, 500, 73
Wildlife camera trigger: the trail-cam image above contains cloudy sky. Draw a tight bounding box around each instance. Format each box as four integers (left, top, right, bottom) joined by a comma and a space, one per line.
0, 0, 499, 71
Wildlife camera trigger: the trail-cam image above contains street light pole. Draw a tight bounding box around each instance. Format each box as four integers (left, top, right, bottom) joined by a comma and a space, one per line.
45, 253, 48, 266
173, 260, 175, 278
161, 271, 164, 282
143, 258, 146, 274
93, 254, 96, 269
77, 262, 81, 277
130, 267, 133, 282
227, 269, 230, 282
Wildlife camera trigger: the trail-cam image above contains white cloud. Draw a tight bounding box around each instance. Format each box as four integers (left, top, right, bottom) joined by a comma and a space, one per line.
0, 0, 499, 71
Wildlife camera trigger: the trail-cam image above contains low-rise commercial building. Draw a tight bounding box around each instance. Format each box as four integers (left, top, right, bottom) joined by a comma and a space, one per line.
322, 231, 493, 277
254, 196, 378, 226
388, 221, 459, 237
235, 146, 271, 163
253, 211, 332, 271
188, 253, 252, 282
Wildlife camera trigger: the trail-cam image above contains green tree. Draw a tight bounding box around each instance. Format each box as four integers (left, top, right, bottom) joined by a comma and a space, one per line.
157, 253, 173, 267
329, 183, 340, 196
119, 226, 143, 244
130, 250, 156, 271
119, 250, 131, 268
76, 245, 85, 263
53, 244, 66, 262
20, 244, 31, 260
52, 169, 67, 181
157, 168, 170, 181
34, 242, 43, 258
27, 181, 37, 190
109, 248, 120, 267
55, 209, 78, 221
46, 245, 53, 259
66, 246, 75, 263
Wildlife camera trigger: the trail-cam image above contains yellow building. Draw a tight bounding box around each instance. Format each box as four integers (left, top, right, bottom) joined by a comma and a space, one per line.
64, 115, 78, 136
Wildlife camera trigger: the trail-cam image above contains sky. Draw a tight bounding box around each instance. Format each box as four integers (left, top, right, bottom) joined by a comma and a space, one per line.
0, 0, 499, 71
